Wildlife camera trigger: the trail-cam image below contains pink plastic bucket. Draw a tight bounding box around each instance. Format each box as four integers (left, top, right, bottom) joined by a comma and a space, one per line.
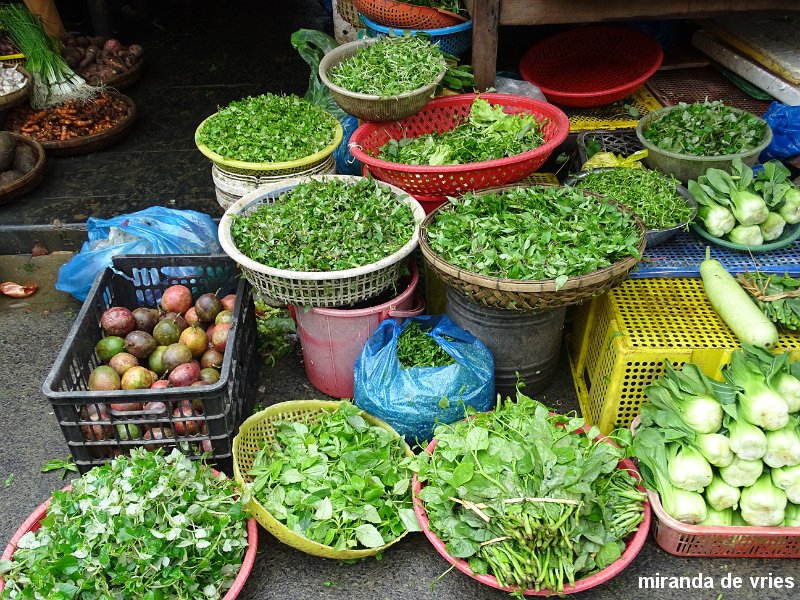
292, 262, 424, 398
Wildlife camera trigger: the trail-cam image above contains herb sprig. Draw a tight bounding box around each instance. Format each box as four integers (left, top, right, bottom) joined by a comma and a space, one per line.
248, 402, 420, 551
397, 321, 455, 368
378, 98, 546, 166
425, 186, 642, 288
197, 94, 337, 163
0, 449, 249, 599
231, 178, 416, 272
329, 36, 444, 97
571, 168, 694, 229
642, 100, 766, 156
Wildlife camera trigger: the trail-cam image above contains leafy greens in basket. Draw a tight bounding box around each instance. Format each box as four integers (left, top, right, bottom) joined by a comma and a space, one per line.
231, 177, 415, 272
378, 98, 546, 166
247, 402, 420, 551
425, 186, 642, 289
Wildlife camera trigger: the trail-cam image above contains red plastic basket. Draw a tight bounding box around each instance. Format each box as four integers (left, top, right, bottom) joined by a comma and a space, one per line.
411, 432, 651, 595
0, 477, 259, 598
352, 0, 465, 29
349, 93, 570, 196
648, 490, 800, 558
519, 26, 663, 108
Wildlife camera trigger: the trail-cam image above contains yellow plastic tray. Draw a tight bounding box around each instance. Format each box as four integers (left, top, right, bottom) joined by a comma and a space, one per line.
566, 87, 662, 133
567, 278, 800, 434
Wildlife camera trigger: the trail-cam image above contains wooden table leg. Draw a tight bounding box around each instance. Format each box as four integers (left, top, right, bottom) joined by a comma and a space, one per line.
472, 0, 500, 90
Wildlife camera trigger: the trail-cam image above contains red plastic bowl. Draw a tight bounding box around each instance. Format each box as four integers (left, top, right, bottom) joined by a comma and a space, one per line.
519, 26, 663, 108
412, 430, 651, 595
0, 476, 259, 599
349, 93, 570, 196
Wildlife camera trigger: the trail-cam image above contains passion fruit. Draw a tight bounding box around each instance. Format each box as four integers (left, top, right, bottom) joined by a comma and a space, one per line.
95, 336, 126, 362
211, 323, 231, 353
124, 331, 157, 359
121, 366, 157, 390
131, 307, 160, 334
88, 365, 121, 391
195, 293, 223, 323
215, 310, 233, 325
160, 284, 192, 314
148, 345, 168, 375
162, 343, 193, 372
179, 325, 208, 358
220, 294, 236, 312
200, 348, 224, 369
168, 361, 201, 387
153, 318, 182, 346
199, 367, 220, 385
108, 352, 139, 376
100, 306, 136, 337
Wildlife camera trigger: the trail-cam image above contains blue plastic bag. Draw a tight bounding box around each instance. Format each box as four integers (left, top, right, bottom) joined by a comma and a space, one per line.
354, 315, 495, 443
761, 102, 800, 161
56, 207, 222, 301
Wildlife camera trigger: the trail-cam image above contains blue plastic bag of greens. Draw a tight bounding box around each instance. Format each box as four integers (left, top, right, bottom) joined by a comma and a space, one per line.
761, 102, 800, 161
354, 315, 495, 443
56, 207, 221, 301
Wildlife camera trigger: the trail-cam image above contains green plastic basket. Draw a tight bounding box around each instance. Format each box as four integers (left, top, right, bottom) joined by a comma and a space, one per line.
635, 106, 772, 183
691, 222, 800, 253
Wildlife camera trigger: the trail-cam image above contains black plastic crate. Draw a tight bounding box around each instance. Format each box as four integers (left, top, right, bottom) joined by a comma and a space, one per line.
575, 129, 643, 170
43, 255, 258, 475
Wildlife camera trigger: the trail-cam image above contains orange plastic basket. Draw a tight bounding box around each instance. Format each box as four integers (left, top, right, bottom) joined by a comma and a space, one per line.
352, 0, 465, 29
349, 93, 570, 196
648, 491, 800, 558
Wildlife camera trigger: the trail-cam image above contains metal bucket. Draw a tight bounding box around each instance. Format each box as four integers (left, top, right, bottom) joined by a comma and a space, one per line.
446, 288, 566, 398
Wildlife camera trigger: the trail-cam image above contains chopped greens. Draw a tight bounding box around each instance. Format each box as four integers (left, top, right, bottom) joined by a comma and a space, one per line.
329, 36, 444, 96
197, 94, 337, 163
0, 449, 249, 600
411, 391, 646, 593
247, 402, 420, 551
571, 168, 694, 229
230, 178, 415, 272
642, 100, 766, 156
378, 98, 546, 166
397, 321, 455, 368
425, 186, 642, 288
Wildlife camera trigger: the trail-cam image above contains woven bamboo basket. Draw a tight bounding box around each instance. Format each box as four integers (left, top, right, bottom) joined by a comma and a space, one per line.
233, 400, 414, 559
420, 185, 647, 311
0, 64, 31, 111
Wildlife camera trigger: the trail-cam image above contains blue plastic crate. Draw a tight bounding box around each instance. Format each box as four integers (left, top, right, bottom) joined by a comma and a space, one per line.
631, 230, 800, 278
359, 13, 473, 56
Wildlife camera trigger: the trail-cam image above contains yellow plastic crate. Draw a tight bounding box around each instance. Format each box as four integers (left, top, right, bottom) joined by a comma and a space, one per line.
567, 278, 800, 434
566, 87, 662, 133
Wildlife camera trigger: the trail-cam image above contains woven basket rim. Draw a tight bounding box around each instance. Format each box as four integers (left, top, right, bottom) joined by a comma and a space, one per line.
636, 105, 773, 162
319, 37, 447, 102
348, 92, 570, 174
0, 132, 45, 201
218, 174, 424, 282
359, 12, 473, 35
420, 185, 647, 294
195, 111, 343, 172
232, 400, 414, 557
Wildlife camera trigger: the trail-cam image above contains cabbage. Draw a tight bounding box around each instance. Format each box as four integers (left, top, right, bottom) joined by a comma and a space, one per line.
720, 456, 763, 488
705, 475, 740, 511
740, 473, 787, 526
667, 443, 713, 492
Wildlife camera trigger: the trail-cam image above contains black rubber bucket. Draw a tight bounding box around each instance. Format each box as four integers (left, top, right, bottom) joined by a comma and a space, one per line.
446, 288, 566, 398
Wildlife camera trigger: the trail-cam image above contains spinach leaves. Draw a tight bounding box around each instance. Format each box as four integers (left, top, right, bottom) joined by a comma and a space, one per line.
329, 36, 444, 97
378, 98, 546, 166
643, 100, 766, 156
0, 449, 249, 599
571, 168, 693, 229
197, 94, 337, 163
425, 186, 642, 288
411, 392, 646, 593
231, 178, 415, 272
248, 403, 420, 551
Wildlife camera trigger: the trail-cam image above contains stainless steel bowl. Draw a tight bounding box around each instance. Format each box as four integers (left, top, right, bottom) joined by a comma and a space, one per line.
563, 167, 698, 248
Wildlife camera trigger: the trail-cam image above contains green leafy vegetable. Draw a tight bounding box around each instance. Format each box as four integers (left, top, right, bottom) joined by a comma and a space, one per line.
40, 456, 78, 480
402, 0, 466, 16
396, 321, 455, 368
329, 36, 444, 96
0, 449, 249, 599
248, 402, 419, 551
571, 168, 693, 229
643, 100, 766, 156
425, 186, 642, 287
254, 301, 296, 366
411, 391, 645, 593
378, 98, 546, 166
230, 178, 415, 271
197, 93, 337, 163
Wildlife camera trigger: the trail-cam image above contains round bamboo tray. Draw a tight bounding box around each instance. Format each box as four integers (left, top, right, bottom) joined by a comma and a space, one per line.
0, 133, 45, 206
420, 186, 647, 311
5, 91, 137, 157
81, 58, 144, 91
0, 64, 32, 111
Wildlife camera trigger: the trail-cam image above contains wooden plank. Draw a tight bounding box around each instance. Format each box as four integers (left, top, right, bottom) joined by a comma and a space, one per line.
496, 0, 798, 25
472, 0, 500, 90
